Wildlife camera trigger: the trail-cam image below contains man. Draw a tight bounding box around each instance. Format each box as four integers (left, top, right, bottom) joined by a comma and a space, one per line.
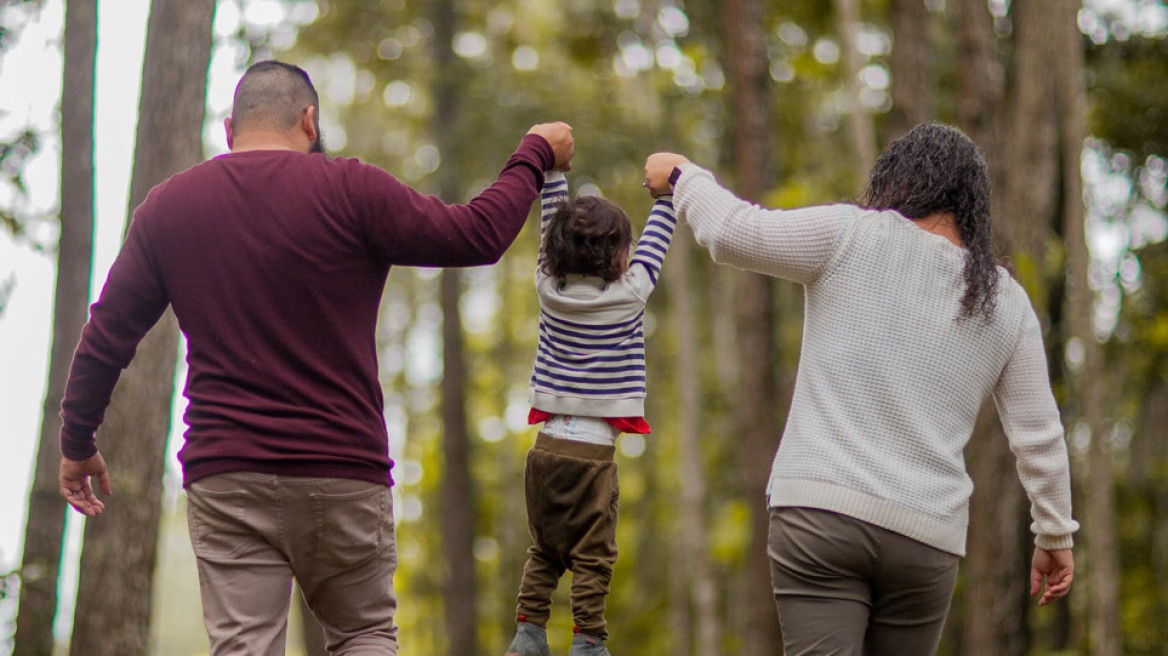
57, 60, 574, 655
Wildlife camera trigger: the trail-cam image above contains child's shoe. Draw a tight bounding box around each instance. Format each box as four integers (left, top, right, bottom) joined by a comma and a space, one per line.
505, 619, 551, 656
568, 631, 611, 656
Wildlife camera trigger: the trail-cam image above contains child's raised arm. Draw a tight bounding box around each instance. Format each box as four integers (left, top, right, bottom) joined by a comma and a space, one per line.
629, 193, 678, 289
537, 170, 569, 271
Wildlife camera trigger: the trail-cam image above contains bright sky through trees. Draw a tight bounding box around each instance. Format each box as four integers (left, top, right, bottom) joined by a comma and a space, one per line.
0, 1, 296, 638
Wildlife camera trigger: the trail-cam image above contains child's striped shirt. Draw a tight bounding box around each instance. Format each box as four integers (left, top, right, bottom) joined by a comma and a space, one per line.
528, 171, 677, 419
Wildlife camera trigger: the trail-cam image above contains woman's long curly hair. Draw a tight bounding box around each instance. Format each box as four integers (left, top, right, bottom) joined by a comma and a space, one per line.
542, 195, 633, 282
861, 122, 1000, 322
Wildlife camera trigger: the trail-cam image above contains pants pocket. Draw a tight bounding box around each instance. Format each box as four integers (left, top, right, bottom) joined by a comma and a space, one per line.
187, 485, 251, 561
310, 482, 389, 567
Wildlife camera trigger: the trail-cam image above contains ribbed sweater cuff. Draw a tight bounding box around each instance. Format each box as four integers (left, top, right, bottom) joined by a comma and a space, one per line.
1035, 534, 1074, 551
769, 479, 969, 556
61, 427, 98, 461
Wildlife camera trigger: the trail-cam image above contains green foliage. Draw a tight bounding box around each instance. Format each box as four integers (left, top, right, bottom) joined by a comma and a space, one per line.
260, 0, 1168, 654
0, 0, 45, 51
0, 272, 13, 318
0, 128, 39, 236
1088, 35, 1168, 161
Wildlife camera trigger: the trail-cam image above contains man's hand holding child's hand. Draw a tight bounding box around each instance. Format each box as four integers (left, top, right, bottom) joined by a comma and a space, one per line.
528, 122, 575, 171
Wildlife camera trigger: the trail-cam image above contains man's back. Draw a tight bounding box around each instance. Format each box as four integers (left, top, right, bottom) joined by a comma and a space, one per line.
61, 136, 555, 486
142, 150, 396, 485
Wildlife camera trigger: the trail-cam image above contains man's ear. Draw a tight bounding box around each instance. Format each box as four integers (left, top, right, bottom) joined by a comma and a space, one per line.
224, 117, 234, 149
301, 106, 318, 143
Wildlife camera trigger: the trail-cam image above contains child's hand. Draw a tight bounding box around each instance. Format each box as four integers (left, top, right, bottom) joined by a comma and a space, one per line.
644, 152, 689, 197
527, 122, 574, 171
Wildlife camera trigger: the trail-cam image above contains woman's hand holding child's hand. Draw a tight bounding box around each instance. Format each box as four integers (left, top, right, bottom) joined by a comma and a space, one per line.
643, 152, 689, 198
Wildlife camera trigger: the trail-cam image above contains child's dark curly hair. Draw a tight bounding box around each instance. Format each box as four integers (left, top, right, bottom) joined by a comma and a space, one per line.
861, 122, 1000, 322
542, 196, 633, 282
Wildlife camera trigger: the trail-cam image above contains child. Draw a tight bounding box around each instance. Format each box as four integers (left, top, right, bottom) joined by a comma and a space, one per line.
505, 167, 677, 656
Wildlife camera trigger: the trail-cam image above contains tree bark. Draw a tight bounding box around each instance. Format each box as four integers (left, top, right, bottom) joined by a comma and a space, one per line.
888, 0, 933, 140
68, 1, 215, 653
1056, 3, 1121, 653
1002, 0, 1061, 267
431, 2, 477, 654
667, 231, 719, 656
720, 1, 783, 653
835, 0, 877, 186
953, 0, 1001, 155
950, 2, 1024, 654
13, 1, 96, 653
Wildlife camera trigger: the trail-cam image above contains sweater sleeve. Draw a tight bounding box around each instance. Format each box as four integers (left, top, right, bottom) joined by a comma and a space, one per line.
672, 163, 850, 285
60, 209, 170, 460
992, 304, 1080, 550
536, 170, 569, 275
355, 134, 555, 267
627, 194, 678, 293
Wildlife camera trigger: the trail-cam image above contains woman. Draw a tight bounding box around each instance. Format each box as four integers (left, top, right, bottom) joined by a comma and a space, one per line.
643, 123, 1077, 655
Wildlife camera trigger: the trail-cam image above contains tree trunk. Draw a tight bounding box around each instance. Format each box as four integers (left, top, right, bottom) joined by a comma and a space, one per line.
888, 0, 933, 140
720, 1, 783, 653
710, 266, 738, 392
953, 0, 1001, 155
835, 0, 877, 186
68, 1, 215, 653
1055, 3, 1121, 653
13, 1, 96, 653
431, 2, 477, 654
667, 230, 719, 656
952, 2, 1057, 654
1002, 0, 1061, 269
950, 2, 1024, 654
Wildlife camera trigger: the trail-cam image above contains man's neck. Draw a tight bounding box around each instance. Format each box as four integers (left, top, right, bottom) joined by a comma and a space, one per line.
229, 130, 306, 154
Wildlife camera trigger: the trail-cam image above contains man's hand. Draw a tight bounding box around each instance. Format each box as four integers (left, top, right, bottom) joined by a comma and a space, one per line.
644, 152, 690, 198
1031, 547, 1074, 606
59, 451, 112, 516
527, 122, 574, 171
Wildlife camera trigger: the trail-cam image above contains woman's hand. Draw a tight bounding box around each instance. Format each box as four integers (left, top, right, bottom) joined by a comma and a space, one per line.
644, 152, 689, 198
1031, 547, 1074, 606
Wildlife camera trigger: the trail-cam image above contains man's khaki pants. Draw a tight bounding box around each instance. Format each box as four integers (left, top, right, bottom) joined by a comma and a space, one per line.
186, 472, 399, 655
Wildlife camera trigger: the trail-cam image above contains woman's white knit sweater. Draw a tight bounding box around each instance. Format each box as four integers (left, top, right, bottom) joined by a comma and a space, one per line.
673, 163, 1079, 556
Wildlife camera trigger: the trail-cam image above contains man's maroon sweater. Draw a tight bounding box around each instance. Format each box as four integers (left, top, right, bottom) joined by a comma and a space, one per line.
60, 134, 554, 486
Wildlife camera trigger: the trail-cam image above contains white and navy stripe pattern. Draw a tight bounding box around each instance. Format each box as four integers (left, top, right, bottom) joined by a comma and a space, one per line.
528, 171, 677, 415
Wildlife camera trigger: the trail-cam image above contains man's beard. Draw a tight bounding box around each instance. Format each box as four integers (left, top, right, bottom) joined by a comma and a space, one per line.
310, 131, 328, 156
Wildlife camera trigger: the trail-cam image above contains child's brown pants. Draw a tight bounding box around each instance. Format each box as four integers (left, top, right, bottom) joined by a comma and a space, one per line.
516, 432, 619, 640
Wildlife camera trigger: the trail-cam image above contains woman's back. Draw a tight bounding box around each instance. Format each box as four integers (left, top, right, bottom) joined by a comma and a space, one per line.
776, 207, 1032, 555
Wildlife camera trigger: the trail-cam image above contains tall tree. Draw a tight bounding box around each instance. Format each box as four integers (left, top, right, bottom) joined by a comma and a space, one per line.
667, 230, 719, 656
67, 1, 215, 653
834, 0, 876, 185
430, 2, 478, 654
888, 0, 933, 139
949, 1, 1032, 654
13, 1, 97, 653
720, 0, 783, 653
1056, 2, 1121, 653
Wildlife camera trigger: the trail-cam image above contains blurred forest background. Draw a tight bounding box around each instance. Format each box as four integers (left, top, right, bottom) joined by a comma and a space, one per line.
1, 0, 1167, 655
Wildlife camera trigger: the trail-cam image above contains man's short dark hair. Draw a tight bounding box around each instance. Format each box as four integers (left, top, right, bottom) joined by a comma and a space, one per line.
230, 60, 320, 134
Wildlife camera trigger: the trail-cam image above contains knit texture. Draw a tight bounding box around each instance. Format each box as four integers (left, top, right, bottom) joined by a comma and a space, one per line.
674, 163, 1078, 556
60, 136, 554, 486
528, 171, 677, 418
